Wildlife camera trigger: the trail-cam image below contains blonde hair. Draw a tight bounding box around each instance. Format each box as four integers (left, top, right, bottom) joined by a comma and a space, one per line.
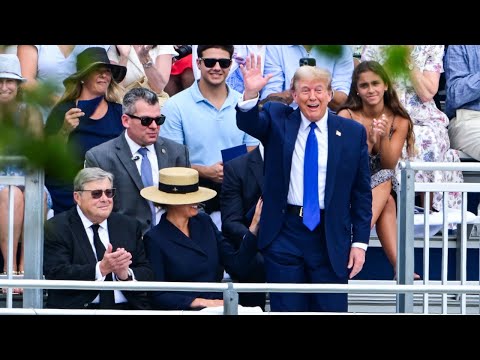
290, 66, 332, 91
57, 76, 122, 105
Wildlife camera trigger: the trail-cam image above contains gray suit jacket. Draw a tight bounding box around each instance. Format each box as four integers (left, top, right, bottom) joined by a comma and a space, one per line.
85, 131, 190, 234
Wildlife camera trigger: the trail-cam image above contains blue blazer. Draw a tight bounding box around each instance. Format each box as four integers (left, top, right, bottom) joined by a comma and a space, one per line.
220, 146, 264, 248
143, 212, 258, 310
237, 102, 372, 277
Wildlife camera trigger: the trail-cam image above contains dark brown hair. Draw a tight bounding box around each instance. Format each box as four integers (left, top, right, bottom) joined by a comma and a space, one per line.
339, 60, 415, 157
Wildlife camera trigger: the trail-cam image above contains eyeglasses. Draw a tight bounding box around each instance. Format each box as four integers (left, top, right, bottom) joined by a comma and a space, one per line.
200, 58, 232, 69
126, 113, 166, 126
77, 188, 116, 199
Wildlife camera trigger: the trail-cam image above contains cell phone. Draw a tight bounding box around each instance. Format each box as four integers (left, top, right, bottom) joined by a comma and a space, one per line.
299, 57, 316, 67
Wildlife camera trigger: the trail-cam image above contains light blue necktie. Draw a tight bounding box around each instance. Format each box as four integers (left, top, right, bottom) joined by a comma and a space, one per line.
138, 147, 156, 228
303, 122, 320, 231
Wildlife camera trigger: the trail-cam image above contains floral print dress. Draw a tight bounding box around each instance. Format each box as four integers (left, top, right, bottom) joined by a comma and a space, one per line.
362, 45, 464, 211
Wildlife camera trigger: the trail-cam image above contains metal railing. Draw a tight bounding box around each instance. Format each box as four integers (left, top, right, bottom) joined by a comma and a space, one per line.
397, 161, 480, 314
2, 160, 480, 314
3, 279, 480, 314
0, 156, 44, 309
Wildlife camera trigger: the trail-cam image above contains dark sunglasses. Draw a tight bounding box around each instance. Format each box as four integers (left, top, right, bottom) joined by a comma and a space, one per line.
200, 58, 232, 69
77, 188, 116, 199
126, 113, 166, 126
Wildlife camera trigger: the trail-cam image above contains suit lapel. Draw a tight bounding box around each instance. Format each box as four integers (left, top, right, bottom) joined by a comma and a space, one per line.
154, 137, 168, 170
325, 113, 342, 209
115, 134, 144, 191
68, 208, 97, 264
284, 109, 302, 191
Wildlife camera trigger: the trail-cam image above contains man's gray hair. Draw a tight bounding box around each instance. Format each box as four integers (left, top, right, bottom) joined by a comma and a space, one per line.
290, 66, 332, 91
122, 87, 159, 115
74, 167, 114, 191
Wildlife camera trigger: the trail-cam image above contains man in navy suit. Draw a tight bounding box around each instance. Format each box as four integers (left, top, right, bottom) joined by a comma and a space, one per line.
220, 145, 265, 309
236, 55, 372, 312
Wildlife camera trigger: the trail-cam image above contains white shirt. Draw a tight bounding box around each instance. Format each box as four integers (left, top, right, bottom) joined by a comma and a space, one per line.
76, 206, 132, 304
124, 131, 164, 224
287, 111, 328, 209
237, 95, 367, 251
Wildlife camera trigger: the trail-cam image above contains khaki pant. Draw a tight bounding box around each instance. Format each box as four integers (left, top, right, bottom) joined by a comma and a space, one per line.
449, 109, 480, 161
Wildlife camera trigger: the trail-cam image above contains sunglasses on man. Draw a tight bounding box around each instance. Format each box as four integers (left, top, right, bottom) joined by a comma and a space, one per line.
76, 188, 116, 199
126, 114, 166, 126
199, 58, 232, 69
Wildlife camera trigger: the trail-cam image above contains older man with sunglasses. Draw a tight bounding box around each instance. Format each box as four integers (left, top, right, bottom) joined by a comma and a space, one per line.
85, 87, 190, 235
43, 167, 154, 310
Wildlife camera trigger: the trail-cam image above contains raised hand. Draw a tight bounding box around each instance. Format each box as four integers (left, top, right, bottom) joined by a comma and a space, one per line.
240, 53, 273, 100
60, 107, 84, 136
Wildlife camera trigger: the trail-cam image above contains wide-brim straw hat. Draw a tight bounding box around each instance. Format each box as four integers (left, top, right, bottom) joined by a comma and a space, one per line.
63, 47, 127, 86
140, 167, 217, 205
0, 54, 27, 82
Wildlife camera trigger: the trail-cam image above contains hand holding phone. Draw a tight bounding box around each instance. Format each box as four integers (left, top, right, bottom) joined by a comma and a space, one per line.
299, 58, 316, 67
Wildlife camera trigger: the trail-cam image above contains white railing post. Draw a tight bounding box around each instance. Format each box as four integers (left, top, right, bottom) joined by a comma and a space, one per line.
23, 168, 45, 309
398, 161, 415, 313
223, 282, 238, 315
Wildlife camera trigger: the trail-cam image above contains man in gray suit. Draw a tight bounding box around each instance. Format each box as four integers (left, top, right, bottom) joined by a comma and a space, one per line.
85, 87, 190, 235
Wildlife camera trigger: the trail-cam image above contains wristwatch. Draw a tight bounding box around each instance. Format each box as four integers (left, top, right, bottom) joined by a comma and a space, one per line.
142, 60, 154, 69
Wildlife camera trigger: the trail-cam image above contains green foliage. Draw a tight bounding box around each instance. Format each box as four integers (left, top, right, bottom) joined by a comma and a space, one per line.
22, 80, 61, 110
0, 82, 77, 181
382, 45, 411, 79
313, 45, 411, 78
313, 45, 343, 59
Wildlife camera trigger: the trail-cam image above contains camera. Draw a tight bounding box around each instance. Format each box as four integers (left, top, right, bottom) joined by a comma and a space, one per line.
299, 57, 316, 67
174, 45, 192, 61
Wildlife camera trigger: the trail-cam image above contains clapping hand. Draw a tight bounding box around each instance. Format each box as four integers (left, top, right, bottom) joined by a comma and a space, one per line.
241, 53, 273, 101
370, 113, 388, 146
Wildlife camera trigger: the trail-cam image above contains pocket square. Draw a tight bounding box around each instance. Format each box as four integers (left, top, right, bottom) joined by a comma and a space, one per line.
336, 130, 341, 136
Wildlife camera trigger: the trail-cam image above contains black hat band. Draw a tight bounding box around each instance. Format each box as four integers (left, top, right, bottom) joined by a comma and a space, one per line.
158, 182, 199, 194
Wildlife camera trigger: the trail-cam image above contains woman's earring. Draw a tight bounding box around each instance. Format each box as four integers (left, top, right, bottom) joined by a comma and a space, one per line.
81, 80, 84, 84
356, 92, 359, 95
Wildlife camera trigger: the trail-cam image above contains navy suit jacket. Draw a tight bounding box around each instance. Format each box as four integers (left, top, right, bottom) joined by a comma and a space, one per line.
237, 102, 372, 277
220, 146, 264, 249
43, 207, 154, 309
143, 212, 258, 310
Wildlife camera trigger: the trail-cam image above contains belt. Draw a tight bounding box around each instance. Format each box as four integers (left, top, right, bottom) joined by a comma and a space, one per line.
286, 204, 304, 217
286, 204, 324, 218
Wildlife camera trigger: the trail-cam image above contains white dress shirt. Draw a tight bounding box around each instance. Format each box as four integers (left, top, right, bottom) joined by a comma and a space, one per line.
124, 132, 165, 224
76, 206, 132, 304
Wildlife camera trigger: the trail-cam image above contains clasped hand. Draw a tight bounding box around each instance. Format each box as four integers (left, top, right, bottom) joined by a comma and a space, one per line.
369, 113, 388, 146
99, 243, 133, 279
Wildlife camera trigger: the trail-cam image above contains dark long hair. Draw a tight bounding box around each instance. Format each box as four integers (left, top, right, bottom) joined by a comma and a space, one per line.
339, 60, 415, 157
